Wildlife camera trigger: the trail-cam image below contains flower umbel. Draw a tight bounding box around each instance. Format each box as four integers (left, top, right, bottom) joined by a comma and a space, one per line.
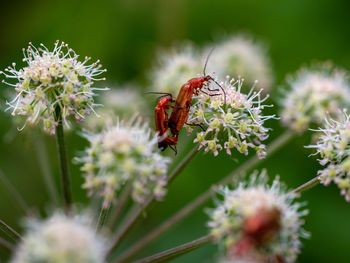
208, 171, 308, 263
149, 44, 201, 95
205, 35, 273, 92
187, 76, 275, 157
84, 85, 146, 132
308, 113, 350, 201
77, 116, 170, 206
281, 64, 350, 133
1, 41, 107, 134
11, 213, 106, 263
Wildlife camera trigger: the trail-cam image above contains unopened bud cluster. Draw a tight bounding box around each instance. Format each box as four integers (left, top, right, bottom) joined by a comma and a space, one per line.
11, 213, 106, 263
187, 76, 275, 157
85, 86, 146, 132
206, 35, 273, 92
208, 171, 308, 263
77, 117, 170, 206
1, 41, 107, 134
149, 45, 201, 95
281, 64, 350, 133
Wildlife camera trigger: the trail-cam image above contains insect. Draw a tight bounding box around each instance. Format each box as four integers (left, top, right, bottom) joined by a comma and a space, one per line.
231, 207, 281, 258
168, 50, 226, 139
147, 92, 178, 153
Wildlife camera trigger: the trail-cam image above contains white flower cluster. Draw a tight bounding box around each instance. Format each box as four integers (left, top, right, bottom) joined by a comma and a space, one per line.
1, 41, 107, 134
12, 213, 106, 263
77, 117, 170, 206
308, 113, 350, 201
148, 35, 273, 98
149, 44, 201, 95
187, 76, 275, 157
85, 86, 146, 132
206, 35, 273, 92
281, 64, 350, 133
208, 171, 308, 263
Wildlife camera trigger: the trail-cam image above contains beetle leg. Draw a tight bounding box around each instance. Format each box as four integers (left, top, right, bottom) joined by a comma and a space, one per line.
186, 122, 205, 131
169, 145, 177, 155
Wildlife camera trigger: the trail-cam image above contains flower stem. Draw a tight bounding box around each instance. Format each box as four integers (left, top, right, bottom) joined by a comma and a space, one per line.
33, 132, 59, 205
107, 183, 132, 229
115, 130, 294, 262
0, 219, 22, 242
127, 234, 212, 263
0, 169, 30, 215
96, 201, 111, 232
54, 106, 72, 214
106, 147, 199, 258
0, 236, 14, 251
291, 175, 321, 194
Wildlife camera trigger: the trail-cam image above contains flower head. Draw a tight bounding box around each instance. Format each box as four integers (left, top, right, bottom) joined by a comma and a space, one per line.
308, 112, 350, 201
12, 213, 106, 263
149, 44, 201, 95
77, 116, 170, 206
187, 76, 275, 157
280, 64, 350, 133
84, 85, 146, 132
205, 35, 273, 92
1, 41, 107, 134
208, 171, 308, 263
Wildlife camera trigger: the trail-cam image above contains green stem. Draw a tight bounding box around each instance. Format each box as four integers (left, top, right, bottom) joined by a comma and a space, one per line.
107, 183, 132, 229
291, 175, 321, 194
96, 201, 111, 232
0, 219, 22, 242
168, 147, 199, 184
54, 106, 72, 214
34, 132, 59, 205
128, 235, 212, 263
0, 236, 14, 251
115, 130, 294, 262
106, 147, 199, 258
0, 169, 30, 215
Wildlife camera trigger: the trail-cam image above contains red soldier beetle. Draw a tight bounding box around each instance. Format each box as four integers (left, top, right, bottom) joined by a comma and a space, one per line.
146, 92, 178, 154
168, 49, 227, 138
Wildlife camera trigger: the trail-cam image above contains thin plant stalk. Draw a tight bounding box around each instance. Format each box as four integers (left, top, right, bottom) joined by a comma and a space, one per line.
54, 105, 72, 214
0, 236, 14, 251
168, 146, 199, 184
291, 175, 321, 194
0, 219, 22, 242
107, 183, 133, 229
0, 169, 30, 215
119, 175, 319, 263
106, 147, 199, 257
129, 234, 213, 263
96, 201, 111, 232
33, 132, 59, 205
115, 130, 295, 262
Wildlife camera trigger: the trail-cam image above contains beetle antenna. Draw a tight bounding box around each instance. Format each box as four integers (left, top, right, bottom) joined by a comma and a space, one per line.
144, 91, 172, 97
203, 48, 214, 76
212, 79, 227, 105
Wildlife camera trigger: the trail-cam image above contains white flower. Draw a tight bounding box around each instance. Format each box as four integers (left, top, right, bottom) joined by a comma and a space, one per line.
12, 213, 106, 263
1, 41, 107, 134
281, 63, 350, 133
307, 112, 350, 201
205, 35, 273, 92
149, 44, 202, 95
76, 116, 171, 206
84, 85, 147, 132
208, 171, 308, 263
188, 76, 275, 157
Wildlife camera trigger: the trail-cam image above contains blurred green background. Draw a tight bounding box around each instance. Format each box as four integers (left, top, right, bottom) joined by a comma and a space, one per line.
1, 0, 350, 262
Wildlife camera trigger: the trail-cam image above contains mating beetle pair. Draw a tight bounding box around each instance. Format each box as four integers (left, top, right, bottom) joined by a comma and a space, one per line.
150, 51, 226, 154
